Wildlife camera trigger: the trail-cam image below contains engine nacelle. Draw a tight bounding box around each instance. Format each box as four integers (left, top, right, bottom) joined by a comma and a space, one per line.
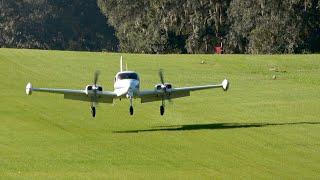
85, 85, 103, 95
154, 83, 172, 92
87, 85, 93, 91
155, 84, 162, 91
164, 83, 172, 90
97, 86, 103, 91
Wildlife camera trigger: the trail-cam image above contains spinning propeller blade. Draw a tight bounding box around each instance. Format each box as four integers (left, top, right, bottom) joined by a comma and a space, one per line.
92, 70, 101, 103
159, 69, 165, 84
94, 70, 100, 86
158, 69, 172, 103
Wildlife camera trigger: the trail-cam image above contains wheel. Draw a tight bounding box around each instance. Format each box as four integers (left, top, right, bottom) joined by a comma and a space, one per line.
91, 107, 96, 117
160, 105, 165, 116
129, 106, 134, 115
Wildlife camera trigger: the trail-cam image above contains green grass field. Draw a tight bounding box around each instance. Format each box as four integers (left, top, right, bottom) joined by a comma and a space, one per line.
0, 48, 320, 179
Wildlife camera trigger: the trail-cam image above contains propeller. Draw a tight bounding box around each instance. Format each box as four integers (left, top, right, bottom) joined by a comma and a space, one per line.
92, 70, 100, 102
159, 69, 165, 85
93, 70, 100, 86
158, 69, 172, 102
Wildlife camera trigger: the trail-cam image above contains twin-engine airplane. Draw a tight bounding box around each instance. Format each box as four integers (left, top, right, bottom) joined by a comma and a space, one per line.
26, 56, 229, 117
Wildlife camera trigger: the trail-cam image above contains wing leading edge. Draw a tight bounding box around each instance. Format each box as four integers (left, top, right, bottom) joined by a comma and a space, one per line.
138, 79, 229, 103
26, 83, 116, 103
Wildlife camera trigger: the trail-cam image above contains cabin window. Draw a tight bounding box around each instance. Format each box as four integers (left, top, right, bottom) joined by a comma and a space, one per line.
117, 73, 139, 80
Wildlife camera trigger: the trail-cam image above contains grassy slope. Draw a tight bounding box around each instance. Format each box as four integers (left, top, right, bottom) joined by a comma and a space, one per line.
0, 48, 319, 179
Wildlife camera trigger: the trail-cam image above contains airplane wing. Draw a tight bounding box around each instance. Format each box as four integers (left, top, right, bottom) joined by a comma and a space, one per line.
138, 79, 229, 103
25, 83, 116, 103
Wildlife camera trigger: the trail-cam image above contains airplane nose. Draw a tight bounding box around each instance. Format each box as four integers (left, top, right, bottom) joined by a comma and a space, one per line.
129, 80, 136, 87
115, 80, 139, 97
128, 80, 139, 92
126, 80, 138, 97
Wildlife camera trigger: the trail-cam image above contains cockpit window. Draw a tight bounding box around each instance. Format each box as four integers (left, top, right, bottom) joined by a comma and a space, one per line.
117, 73, 139, 80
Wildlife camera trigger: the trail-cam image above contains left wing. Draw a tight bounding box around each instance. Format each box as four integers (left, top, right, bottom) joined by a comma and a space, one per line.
138, 79, 229, 103
26, 83, 116, 103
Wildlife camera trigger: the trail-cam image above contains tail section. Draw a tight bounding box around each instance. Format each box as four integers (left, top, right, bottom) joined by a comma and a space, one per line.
120, 56, 123, 72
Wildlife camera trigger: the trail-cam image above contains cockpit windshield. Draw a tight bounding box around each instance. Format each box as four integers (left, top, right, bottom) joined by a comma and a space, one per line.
117, 72, 139, 80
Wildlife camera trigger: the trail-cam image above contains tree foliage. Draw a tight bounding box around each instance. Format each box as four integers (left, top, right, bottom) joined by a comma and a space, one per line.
0, 0, 118, 51
98, 0, 230, 54
226, 0, 320, 54
0, 0, 319, 54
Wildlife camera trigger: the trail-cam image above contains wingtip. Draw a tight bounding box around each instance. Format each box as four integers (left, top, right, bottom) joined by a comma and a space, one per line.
222, 79, 229, 91
26, 82, 33, 95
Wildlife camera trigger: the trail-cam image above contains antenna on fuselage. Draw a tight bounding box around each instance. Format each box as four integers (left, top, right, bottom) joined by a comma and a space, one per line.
120, 56, 123, 72
125, 63, 128, 71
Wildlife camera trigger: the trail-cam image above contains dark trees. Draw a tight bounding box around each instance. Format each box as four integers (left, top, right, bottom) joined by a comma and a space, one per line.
225, 0, 320, 54
0, 0, 118, 51
98, 0, 230, 54
0, 0, 319, 54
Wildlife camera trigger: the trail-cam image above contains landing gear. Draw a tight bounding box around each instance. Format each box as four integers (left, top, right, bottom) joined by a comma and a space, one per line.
129, 96, 134, 115
160, 105, 165, 116
91, 106, 96, 117
90, 102, 97, 118
130, 106, 134, 115
160, 99, 165, 116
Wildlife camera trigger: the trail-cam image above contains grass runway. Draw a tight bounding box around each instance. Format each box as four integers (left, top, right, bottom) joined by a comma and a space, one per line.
0, 48, 320, 179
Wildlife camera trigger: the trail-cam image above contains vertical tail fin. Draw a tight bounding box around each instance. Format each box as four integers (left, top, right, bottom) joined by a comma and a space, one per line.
120, 56, 123, 72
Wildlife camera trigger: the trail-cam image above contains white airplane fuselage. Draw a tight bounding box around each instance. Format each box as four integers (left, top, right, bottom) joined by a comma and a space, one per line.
113, 71, 140, 98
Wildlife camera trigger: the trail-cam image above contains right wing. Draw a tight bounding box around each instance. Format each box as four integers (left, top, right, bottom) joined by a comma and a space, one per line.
26, 83, 116, 103
138, 79, 229, 103
138, 89, 191, 103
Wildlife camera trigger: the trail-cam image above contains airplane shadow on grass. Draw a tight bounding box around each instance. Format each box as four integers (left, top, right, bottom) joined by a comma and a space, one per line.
113, 121, 320, 133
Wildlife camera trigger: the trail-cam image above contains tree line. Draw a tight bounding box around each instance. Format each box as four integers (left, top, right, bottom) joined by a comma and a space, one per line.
1, 0, 319, 54
0, 0, 118, 51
